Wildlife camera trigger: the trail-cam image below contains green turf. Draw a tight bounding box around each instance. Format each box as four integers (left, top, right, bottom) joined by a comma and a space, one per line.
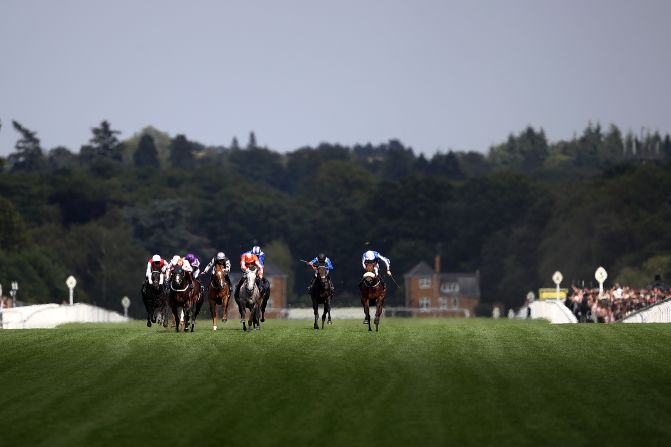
1, 318, 671, 446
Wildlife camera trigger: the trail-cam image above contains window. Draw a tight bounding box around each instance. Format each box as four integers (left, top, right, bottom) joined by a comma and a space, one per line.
419, 297, 431, 310
266, 299, 273, 309
419, 278, 432, 289
452, 297, 460, 308
438, 297, 449, 310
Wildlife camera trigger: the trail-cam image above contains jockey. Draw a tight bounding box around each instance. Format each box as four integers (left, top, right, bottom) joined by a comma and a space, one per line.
234, 252, 264, 300
145, 254, 168, 284
143, 254, 168, 295
183, 253, 201, 280
242, 240, 265, 266
165, 255, 193, 285
361, 250, 391, 277
360, 250, 391, 290
242, 241, 269, 293
202, 251, 232, 288
307, 253, 335, 294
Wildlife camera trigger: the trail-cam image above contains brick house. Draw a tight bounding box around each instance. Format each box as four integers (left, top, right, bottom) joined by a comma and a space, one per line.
403, 259, 480, 317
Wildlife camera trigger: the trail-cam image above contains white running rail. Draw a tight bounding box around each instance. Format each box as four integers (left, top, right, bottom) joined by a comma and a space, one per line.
0, 303, 129, 329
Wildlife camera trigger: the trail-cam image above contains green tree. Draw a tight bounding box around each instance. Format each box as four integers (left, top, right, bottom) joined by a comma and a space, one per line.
247, 131, 257, 150
0, 196, 29, 251
133, 134, 159, 168
169, 134, 195, 168
89, 120, 123, 160
9, 121, 45, 171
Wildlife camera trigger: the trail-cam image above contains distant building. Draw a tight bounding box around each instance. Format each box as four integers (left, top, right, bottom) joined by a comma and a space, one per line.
229, 262, 288, 317
403, 258, 480, 317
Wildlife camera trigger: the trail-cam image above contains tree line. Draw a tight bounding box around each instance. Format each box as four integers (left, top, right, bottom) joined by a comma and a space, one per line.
1, 118, 670, 316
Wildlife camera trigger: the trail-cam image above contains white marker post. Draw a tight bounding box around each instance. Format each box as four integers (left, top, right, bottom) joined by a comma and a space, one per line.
121, 296, 131, 318
66, 276, 77, 306
552, 271, 563, 300
10, 281, 18, 307
595, 267, 608, 297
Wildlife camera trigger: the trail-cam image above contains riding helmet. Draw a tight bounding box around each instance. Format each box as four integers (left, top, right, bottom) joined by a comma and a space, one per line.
317, 253, 326, 263
216, 252, 226, 260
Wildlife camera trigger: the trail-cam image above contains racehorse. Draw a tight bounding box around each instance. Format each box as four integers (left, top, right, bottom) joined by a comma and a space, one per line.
142, 269, 168, 328
168, 265, 202, 332
208, 263, 231, 330
260, 277, 271, 322
359, 262, 386, 332
236, 266, 262, 331
310, 264, 333, 329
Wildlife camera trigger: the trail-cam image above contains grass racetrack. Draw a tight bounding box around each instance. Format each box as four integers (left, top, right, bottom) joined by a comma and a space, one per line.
1, 318, 671, 446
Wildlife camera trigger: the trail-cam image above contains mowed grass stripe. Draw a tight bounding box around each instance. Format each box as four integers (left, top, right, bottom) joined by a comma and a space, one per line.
1, 319, 671, 446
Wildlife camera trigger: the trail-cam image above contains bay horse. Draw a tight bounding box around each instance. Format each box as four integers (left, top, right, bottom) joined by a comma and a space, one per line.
236, 266, 262, 331
311, 264, 333, 329
260, 277, 271, 322
359, 262, 386, 332
142, 269, 168, 328
208, 263, 231, 330
168, 265, 201, 332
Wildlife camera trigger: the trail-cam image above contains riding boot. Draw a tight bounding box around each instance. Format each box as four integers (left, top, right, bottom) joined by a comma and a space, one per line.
307, 276, 316, 293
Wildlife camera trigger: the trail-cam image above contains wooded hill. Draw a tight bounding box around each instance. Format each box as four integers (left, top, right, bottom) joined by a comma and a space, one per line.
1, 119, 670, 316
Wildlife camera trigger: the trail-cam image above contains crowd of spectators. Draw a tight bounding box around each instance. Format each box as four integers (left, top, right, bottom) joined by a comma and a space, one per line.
565, 282, 671, 323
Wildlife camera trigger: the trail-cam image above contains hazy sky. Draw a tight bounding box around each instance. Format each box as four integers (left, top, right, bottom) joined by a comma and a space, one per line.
1, 0, 669, 156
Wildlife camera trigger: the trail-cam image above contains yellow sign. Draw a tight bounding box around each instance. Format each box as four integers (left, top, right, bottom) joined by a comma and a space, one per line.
538, 288, 568, 300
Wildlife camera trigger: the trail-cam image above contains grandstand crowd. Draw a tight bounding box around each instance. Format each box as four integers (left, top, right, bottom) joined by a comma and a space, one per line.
565, 281, 671, 323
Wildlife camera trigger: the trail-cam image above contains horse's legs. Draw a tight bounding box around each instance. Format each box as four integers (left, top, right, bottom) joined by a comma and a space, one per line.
183, 306, 191, 334
222, 292, 229, 323
142, 291, 152, 327
312, 296, 319, 330
209, 297, 217, 331
363, 299, 372, 331
171, 303, 180, 333
374, 294, 385, 332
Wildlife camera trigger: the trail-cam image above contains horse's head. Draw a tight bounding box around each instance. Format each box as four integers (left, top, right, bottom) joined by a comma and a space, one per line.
317, 265, 328, 285
212, 264, 226, 288
362, 271, 377, 287
150, 269, 162, 290
364, 261, 376, 273
172, 265, 185, 288
245, 266, 257, 291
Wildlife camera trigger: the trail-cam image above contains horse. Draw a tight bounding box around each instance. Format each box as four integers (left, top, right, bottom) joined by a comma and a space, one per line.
310, 264, 333, 329
359, 262, 386, 332
235, 266, 262, 331
260, 277, 271, 322
208, 263, 231, 330
142, 269, 169, 328
168, 265, 202, 332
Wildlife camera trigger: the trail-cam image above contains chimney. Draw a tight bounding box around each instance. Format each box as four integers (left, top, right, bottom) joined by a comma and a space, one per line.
434, 254, 441, 273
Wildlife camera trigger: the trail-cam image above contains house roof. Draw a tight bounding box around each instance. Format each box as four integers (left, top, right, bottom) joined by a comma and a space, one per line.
404, 262, 435, 277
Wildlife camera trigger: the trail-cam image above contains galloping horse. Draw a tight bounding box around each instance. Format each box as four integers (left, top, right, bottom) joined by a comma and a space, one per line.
236, 266, 262, 331
359, 262, 386, 332
208, 263, 231, 330
142, 269, 168, 328
168, 265, 201, 332
310, 264, 333, 329
260, 277, 271, 322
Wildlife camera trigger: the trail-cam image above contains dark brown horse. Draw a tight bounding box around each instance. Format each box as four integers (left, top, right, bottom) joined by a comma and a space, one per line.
168, 265, 201, 332
260, 277, 271, 322
208, 263, 231, 330
142, 269, 169, 328
311, 264, 333, 329
359, 262, 386, 332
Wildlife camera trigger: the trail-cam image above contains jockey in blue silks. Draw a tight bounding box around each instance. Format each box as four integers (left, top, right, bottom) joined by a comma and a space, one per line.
360, 250, 391, 290
307, 253, 335, 294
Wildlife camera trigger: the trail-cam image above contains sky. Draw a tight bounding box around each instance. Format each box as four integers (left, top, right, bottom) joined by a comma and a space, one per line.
1, 0, 670, 156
